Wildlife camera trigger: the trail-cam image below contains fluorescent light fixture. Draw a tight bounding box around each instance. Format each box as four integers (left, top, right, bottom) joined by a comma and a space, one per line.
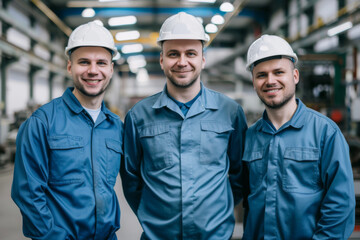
108, 16, 137, 26
82, 8, 95, 18
115, 30, 140, 41
327, 21, 353, 37
205, 23, 218, 33
186, 0, 216, 3
128, 55, 147, 73
220, 2, 234, 12
93, 19, 104, 26
211, 15, 225, 25
99, 0, 120, 2
121, 44, 143, 54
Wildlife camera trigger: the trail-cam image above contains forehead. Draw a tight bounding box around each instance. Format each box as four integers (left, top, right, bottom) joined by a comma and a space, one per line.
70, 46, 112, 60
162, 39, 203, 51
253, 58, 292, 72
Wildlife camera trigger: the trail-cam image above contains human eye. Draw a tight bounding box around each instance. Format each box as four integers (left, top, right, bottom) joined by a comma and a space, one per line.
256, 73, 266, 78
97, 60, 108, 66
78, 59, 90, 65
187, 51, 197, 57
167, 52, 178, 57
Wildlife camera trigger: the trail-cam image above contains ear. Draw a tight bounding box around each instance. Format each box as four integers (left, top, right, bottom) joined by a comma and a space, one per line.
110, 62, 114, 76
159, 52, 164, 70
201, 55, 206, 69
67, 60, 72, 74
293, 68, 299, 84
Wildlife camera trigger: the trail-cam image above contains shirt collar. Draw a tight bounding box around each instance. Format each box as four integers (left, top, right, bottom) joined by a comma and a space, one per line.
62, 87, 112, 116
256, 98, 306, 132
152, 82, 219, 110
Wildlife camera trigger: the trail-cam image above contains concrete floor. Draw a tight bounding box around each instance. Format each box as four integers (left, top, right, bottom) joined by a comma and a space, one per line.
2, 162, 359, 240
0, 163, 143, 240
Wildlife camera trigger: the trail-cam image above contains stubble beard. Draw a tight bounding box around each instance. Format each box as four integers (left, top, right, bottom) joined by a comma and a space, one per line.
167, 71, 199, 89
258, 88, 295, 109
73, 80, 109, 98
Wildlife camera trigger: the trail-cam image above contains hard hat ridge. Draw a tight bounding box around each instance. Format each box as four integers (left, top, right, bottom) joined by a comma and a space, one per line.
65, 21, 120, 60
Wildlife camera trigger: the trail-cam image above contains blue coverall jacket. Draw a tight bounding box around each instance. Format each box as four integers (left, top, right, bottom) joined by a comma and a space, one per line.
242, 99, 355, 240
11, 87, 123, 240
121, 84, 248, 240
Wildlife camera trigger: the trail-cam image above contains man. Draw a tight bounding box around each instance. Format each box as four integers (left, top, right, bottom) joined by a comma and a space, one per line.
242, 34, 355, 239
121, 12, 247, 239
11, 21, 123, 240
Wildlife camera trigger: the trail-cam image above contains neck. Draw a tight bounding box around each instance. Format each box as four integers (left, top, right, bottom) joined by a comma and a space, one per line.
266, 98, 297, 130
166, 81, 201, 103
72, 88, 103, 109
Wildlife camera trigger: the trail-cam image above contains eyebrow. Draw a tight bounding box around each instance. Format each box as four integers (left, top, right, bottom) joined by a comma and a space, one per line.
77, 58, 109, 62
166, 48, 198, 52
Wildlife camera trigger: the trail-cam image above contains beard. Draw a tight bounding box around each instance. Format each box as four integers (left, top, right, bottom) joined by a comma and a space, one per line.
73, 79, 109, 98
166, 71, 200, 89
258, 88, 295, 109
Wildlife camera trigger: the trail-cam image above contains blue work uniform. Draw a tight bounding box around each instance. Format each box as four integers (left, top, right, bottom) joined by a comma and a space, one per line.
242, 99, 355, 240
121, 83, 247, 240
11, 87, 123, 240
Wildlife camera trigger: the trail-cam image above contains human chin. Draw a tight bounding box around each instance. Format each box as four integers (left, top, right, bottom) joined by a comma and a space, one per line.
75, 81, 108, 97
168, 75, 196, 88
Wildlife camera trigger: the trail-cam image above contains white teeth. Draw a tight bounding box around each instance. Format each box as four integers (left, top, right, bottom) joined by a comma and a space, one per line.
266, 89, 279, 93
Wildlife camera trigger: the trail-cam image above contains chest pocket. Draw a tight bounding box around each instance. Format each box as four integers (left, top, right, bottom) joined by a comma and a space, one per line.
48, 135, 85, 184
139, 124, 174, 171
282, 147, 321, 193
106, 139, 122, 185
242, 150, 266, 191
200, 121, 234, 165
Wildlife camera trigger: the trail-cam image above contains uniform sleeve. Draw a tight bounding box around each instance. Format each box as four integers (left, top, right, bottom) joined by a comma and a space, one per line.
228, 106, 248, 205
313, 129, 355, 239
11, 116, 69, 240
120, 111, 144, 214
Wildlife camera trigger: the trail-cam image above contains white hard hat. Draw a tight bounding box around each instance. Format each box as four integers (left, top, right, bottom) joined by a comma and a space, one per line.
157, 12, 209, 45
246, 34, 297, 71
65, 21, 120, 60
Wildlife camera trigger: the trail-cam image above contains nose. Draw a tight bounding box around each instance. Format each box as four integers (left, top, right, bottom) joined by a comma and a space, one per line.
177, 54, 187, 66
88, 63, 99, 74
266, 73, 276, 84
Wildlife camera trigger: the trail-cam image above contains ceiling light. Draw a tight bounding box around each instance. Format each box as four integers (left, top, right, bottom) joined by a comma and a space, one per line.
186, 0, 216, 3
108, 16, 137, 26
205, 23, 218, 33
128, 55, 147, 73
121, 44, 143, 54
220, 2, 234, 12
81, 8, 95, 18
327, 21, 353, 37
211, 15, 225, 25
115, 30, 140, 41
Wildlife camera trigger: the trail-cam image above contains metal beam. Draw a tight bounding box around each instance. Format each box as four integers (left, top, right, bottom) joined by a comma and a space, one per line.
0, 37, 68, 76
30, 0, 72, 37
206, 1, 360, 69
207, 0, 249, 46
0, 8, 64, 56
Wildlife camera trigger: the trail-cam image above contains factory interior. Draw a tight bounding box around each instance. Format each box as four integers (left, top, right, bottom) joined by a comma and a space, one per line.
0, 0, 360, 239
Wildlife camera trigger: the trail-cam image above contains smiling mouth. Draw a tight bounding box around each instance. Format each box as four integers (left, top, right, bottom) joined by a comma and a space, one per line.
83, 79, 101, 83
264, 89, 280, 93
173, 70, 191, 73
